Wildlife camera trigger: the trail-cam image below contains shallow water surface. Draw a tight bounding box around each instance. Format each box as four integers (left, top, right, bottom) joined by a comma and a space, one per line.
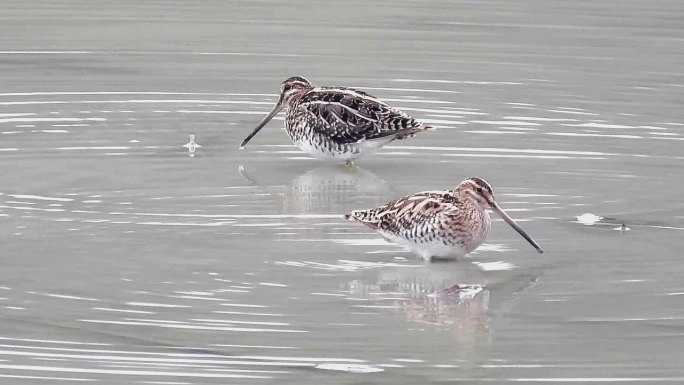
1, 0, 684, 383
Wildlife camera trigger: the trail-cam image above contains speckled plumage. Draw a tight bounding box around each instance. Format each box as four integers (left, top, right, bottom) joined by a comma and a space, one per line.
344, 177, 544, 261
240, 76, 432, 163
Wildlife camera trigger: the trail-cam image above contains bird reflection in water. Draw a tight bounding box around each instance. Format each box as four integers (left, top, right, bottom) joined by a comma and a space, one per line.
239, 164, 393, 215
345, 264, 490, 340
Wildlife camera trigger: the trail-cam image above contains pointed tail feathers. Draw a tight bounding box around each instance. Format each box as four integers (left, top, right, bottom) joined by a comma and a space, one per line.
396, 123, 434, 140
343, 210, 380, 230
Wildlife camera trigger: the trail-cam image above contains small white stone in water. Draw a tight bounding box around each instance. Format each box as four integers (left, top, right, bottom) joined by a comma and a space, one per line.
576, 213, 602, 225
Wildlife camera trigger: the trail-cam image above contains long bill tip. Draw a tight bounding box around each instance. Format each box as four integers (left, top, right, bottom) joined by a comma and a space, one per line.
491, 202, 544, 255
238, 100, 283, 151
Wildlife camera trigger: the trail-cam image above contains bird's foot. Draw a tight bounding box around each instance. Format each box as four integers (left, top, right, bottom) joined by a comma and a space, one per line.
344, 160, 355, 168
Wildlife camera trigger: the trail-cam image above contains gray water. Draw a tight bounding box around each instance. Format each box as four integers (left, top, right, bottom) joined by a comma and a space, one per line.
1, 1, 684, 383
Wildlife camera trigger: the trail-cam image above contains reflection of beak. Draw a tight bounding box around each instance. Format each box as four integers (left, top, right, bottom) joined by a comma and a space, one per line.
239, 96, 285, 149
490, 202, 544, 254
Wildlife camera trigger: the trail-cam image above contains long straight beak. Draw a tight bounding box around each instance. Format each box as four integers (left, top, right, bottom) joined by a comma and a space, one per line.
239, 98, 284, 149
490, 202, 544, 254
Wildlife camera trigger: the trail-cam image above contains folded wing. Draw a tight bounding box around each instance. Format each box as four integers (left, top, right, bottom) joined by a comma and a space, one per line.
298, 87, 430, 145
345, 191, 459, 235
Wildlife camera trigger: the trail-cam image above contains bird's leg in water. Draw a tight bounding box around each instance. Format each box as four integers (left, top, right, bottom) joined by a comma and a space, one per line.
344, 160, 355, 168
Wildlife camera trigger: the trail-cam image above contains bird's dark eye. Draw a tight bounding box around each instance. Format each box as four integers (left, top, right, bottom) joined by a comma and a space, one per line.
476, 187, 484, 195
283, 85, 292, 92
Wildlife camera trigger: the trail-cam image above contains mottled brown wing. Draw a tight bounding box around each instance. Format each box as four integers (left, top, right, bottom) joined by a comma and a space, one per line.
346, 190, 459, 234
297, 88, 426, 145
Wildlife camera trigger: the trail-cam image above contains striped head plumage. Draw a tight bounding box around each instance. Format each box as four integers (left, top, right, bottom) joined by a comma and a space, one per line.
456, 177, 495, 210
278, 76, 316, 108
455, 176, 542, 255
239, 76, 316, 149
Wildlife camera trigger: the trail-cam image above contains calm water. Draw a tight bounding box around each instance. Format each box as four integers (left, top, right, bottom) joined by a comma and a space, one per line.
1, 1, 683, 383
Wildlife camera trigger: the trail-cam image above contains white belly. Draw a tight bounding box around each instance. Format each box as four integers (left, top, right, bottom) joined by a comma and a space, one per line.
293, 138, 394, 161
380, 231, 470, 261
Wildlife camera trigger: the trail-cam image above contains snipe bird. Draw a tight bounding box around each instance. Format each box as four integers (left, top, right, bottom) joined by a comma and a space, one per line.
239, 76, 432, 165
344, 177, 544, 261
